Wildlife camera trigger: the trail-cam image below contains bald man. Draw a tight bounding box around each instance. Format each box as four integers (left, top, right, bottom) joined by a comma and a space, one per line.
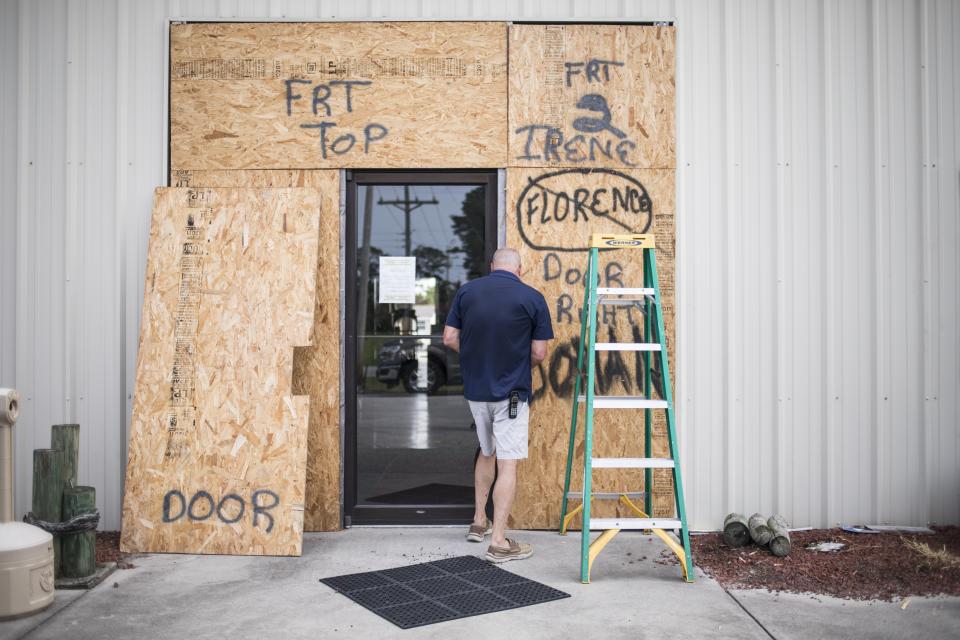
443, 248, 553, 563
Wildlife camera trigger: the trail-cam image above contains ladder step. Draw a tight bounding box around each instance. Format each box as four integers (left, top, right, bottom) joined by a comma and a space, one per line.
597, 298, 647, 309
592, 458, 675, 469
578, 395, 669, 409
566, 491, 646, 500
594, 343, 661, 352
588, 518, 682, 530
597, 288, 654, 296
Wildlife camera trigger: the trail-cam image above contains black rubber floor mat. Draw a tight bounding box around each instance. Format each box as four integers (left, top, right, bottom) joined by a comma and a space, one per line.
320, 555, 570, 629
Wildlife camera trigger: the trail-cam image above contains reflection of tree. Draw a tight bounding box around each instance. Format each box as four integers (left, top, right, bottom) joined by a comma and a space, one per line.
361, 246, 385, 278
414, 245, 455, 334
450, 186, 486, 280
413, 245, 451, 280
357, 245, 390, 333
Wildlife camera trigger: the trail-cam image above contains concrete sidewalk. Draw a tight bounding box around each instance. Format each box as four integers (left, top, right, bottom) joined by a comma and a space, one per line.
1, 529, 957, 640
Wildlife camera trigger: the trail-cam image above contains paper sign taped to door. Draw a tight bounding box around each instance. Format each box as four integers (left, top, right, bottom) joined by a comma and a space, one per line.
379, 256, 416, 304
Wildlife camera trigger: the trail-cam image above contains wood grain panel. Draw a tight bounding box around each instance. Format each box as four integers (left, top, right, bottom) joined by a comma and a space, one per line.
170, 22, 508, 170
505, 168, 676, 529
171, 170, 342, 532
120, 187, 319, 555
509, 24, 675, 169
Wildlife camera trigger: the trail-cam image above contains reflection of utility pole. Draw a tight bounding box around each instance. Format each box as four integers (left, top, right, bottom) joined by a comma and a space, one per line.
446, 243, 455, 283
356, 186, 374, 392
378, 185, 438, 256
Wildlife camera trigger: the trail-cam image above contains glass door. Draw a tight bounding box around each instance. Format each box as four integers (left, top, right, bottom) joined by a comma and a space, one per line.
345, 171, 497, 524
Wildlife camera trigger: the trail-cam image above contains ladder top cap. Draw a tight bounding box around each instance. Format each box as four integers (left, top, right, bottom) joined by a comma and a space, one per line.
590, 233, 655, 249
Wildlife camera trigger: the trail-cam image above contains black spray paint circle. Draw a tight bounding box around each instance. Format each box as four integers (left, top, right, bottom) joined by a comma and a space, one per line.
516, 168, 654, 252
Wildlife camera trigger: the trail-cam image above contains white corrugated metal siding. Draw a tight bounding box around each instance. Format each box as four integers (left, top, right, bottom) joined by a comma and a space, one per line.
1, 3, 17, 405
2, 0, 957, 531
676, 0, 960, 529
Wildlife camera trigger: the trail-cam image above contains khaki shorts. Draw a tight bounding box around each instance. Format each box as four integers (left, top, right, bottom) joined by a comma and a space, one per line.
468, 398, 529, 460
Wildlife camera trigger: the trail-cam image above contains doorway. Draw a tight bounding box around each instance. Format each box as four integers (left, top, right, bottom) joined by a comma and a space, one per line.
345, 171, 498, 525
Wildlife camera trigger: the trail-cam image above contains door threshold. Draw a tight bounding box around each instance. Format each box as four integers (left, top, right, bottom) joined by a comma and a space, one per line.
346, 524, 467, 529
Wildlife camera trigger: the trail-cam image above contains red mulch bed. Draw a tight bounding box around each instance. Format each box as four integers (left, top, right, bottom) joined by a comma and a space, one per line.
687, 526, 960, 601
96, 531, 135, 569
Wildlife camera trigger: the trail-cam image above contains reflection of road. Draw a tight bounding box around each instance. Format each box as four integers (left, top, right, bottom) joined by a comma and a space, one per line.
357, 395, 477, 504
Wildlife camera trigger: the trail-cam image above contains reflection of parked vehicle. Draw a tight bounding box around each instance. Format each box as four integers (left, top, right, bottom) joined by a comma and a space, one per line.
377, 337, 462, 394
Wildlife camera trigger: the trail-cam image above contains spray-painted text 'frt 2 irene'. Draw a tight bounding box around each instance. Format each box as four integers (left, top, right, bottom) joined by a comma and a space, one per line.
515, 58, 640, 165
285, 78, 389, 158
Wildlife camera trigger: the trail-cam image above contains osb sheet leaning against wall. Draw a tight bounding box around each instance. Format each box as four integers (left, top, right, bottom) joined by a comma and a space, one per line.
170, 22, 508, 170
505, 24, 677, 531
508, 24, 675, 169
172, 170, 341, 532
120, 187, 320, 555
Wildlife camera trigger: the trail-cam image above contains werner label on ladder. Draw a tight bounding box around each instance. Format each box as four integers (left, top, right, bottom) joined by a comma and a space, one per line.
559, 233, 694, 583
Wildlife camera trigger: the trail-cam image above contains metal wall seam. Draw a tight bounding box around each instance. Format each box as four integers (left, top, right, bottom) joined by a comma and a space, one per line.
783, 0, 800, 528
805, 0, 824, 527
676, 2, 718, 528
833, 0, 872, 526
0, 1, 18, 395
95, 0, 121, 531
119, 0, 146, 524
114, 0, 130, 532
64, 0, 81, 499
821, 0, 839, 527
772, 0, 789, 525
709, 0, 726, 522
919, 0, 934, 526
162, 0, 679, 22
946, 0, 959, 524
14, 0, 36, 525
901, 0, 926, 526
938, 0, 960, 525
902, 0, 923, 526
882, 0, 923, 525
850, 0, 877, 525
724, 4, 744, 524
871, 0, 890, 526
930, 0, 958, 524
674, 0, 695, 504
807, 0, 828, 526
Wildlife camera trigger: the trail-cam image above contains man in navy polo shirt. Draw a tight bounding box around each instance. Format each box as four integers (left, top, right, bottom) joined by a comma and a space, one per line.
443, 248, 553, 563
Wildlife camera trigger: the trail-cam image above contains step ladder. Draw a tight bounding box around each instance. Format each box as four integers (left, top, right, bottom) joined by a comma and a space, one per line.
558, 233, 694, 583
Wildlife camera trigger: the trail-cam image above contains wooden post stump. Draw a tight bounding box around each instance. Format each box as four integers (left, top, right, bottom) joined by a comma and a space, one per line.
52, 423, 80, 489
61, 486, 97, 578
767, 514, 791, 557
32, 448, 63, 576
748, 513, 773, 546
722, 512, 750, 547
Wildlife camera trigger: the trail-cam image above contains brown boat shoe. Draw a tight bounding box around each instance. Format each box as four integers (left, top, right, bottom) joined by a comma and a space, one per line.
466, 519, 493, 543
485, 538, 533, 563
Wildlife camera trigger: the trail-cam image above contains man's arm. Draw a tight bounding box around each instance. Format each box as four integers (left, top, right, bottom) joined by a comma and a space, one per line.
443, 325, 461, 353
530, 292, 553, 366
531, 339, 547, 366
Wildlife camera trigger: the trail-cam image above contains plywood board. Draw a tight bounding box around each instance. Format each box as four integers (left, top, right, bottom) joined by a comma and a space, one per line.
120, 187, 320, 555
172, 170, 342, 532
509, 24, 675, 169
505, 167, 676, 530
170, 22, 508, 170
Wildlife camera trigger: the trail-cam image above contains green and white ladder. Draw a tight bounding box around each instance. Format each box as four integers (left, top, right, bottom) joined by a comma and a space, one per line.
559, 233, 694, 583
